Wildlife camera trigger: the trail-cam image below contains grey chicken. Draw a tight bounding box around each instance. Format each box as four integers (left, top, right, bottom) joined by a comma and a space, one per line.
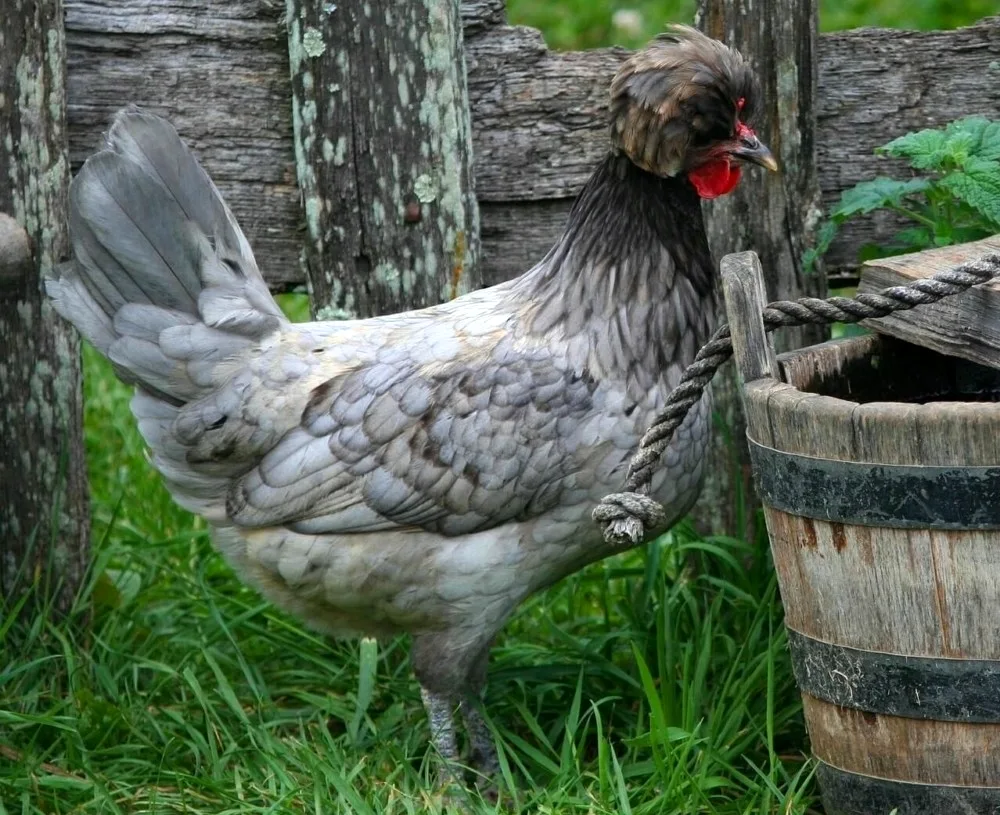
48, 26, 775, 782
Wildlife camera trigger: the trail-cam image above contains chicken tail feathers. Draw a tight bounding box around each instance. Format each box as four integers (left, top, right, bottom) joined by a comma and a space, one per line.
47, 108, 286, 403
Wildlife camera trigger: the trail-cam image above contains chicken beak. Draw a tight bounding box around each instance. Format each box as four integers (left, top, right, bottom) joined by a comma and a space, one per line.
731, 135, 778, 172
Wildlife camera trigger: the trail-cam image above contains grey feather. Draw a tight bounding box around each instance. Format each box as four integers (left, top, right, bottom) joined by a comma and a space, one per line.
105, 109, 257, 275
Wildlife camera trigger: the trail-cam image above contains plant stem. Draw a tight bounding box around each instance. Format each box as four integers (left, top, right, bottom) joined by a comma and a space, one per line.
888, 204, 937, 229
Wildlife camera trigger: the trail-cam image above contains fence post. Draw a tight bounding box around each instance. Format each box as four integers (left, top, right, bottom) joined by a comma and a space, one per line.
694, 0, 827, 538
285, 0, 482, 319
0, 0, 89, 613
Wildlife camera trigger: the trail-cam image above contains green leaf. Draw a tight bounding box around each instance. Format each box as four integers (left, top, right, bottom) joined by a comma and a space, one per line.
802, 219, 841, 275
945, 117, 1000, 163
93, 568, 143, 609
36, 775, 94, 790
831, 177, 931, 219
857, 243, 898, 263
891, 227, 934, 252
951, 225, 998, 244
348, 636, 378, 745
940, 158, 1000, 226
880, 129, 951, 170
880, 117, 1000, 171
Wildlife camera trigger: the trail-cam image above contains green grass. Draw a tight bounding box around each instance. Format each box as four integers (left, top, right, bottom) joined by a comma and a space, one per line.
0, 342, 816, 812
506, 0, 996, 51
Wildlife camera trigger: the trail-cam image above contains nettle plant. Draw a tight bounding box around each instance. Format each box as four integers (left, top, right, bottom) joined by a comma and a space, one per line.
806, 116, 1000, 272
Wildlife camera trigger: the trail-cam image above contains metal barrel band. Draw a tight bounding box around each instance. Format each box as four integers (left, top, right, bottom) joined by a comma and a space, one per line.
816, 763, 1000, 815
788, 629, 1000, 723
748, 437, 1000, 529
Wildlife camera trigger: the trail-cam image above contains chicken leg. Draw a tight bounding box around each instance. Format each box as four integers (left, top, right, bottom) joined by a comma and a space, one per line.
460, 648, 499, 778
420, 686, 461, 767
415, 635, 498, 787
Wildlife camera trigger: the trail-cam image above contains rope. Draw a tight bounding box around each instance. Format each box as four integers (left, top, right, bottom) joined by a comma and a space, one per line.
593, 251, 1000, 546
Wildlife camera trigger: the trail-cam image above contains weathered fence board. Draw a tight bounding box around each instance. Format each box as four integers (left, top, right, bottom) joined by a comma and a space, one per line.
2, 0, 89, 613
686, 0, 824, 538
65, 2, 1000, 290
284, 0, 481, 318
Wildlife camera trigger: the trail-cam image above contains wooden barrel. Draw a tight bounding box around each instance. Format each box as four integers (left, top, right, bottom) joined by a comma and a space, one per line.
744, 333, 1000, 815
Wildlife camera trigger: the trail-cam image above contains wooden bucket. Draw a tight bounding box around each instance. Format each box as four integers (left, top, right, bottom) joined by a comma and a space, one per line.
723, 254, 1000, 815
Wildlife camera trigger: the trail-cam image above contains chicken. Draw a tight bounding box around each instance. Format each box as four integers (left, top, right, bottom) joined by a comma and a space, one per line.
47, 26, 775, 784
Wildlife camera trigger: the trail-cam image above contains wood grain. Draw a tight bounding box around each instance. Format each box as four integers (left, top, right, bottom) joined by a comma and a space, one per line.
858, 235, 1000, 371
748, 334, 1000, 463
699, 0, 824, 343
746, 334, 1000, 656
804, 695, 1000, 786
769, 512, 1000, 659
743, 296, 1000, 798
722, 251, 778, 385
64, 2, 1000, 290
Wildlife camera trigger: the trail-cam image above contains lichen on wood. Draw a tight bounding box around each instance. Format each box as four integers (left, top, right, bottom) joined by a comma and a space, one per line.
1, 0, 89, 614
285, 0, 481, 318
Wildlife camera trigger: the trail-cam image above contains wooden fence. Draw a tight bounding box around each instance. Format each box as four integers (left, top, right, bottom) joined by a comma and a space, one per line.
66, 3, 1000, 288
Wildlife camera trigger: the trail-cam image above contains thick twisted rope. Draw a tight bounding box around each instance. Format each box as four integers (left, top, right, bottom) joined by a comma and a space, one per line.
593, 251, 1000, 546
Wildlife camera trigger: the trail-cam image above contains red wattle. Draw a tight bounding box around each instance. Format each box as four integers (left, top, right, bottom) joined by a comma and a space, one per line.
687, 160, 742, 199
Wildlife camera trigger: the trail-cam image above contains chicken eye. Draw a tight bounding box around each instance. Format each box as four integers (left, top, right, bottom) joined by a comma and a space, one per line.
692, 122, 734, 148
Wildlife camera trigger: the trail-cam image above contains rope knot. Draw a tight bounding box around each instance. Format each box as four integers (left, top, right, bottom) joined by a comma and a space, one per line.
592, 492, 666, 546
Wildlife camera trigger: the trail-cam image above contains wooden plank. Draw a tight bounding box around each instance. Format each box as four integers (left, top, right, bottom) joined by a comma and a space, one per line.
742, 379, 785, 446
479, 198, 571, 286
1, 0, 89, 613
804, 695, 1000, 786
699, 0, 825, 345
857, 235, 1000, 370
722, 251, 778, 385
65, 2, 301, 287
765, 390, 859, 460
64, 4, 1000, 290
285, 0, 481, 317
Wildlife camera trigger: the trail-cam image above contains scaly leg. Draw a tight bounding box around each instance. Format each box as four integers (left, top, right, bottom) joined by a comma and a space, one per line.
420, 685, 461, 786
460, 698, 499, 776
461, 646, 499, 787
413, 633, 499, 796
